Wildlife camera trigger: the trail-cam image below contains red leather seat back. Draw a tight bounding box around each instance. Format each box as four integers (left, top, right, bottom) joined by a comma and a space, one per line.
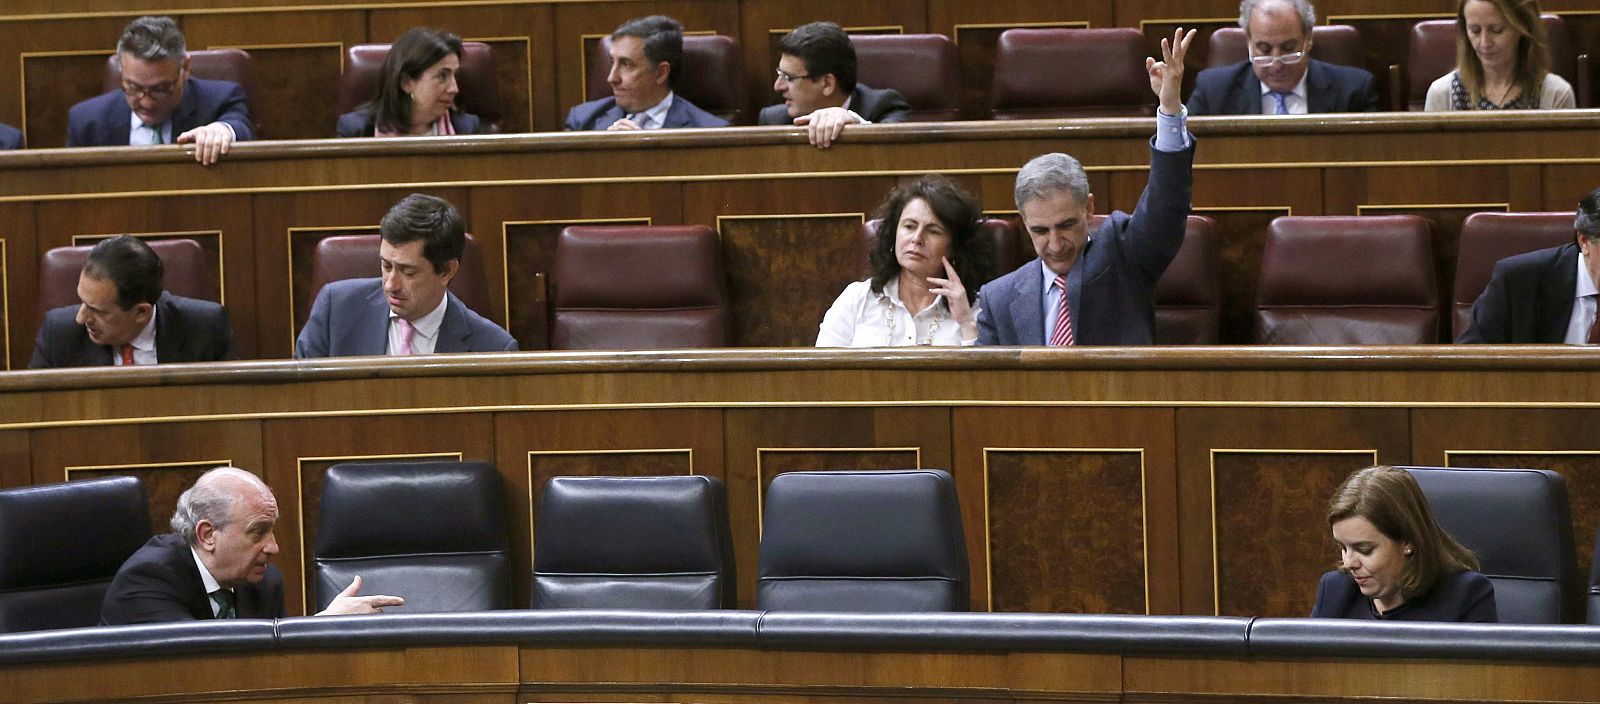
305, 233, 493, 326
585, 35, 747, 124
1207, 25, 1367, 69
1405, 16, 1573, 111
38, 238, 216, 321
990, 28, 1154, 119
1255, 215, 1438, 344
1453, 212, 1576, 340
103, 48, 261, 137
853, 34, 961, 122
337, 42, 502, 130
552, 226, 730, 349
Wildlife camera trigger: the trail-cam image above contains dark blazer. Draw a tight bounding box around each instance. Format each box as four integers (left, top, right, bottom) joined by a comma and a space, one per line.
335, 109, 481, 137
1459, 243, 1581, 344
564, 94, 729, 131
976, 138, 1195, 346
1187, 59, 1379, 115
0, 122, 21, 150
758, 84, 912, 125
294, 277, 517, 358
101, 533, 285, 625
29, 291, 236, 369
67, 77, 253, 147
1310, 569, 1497, 622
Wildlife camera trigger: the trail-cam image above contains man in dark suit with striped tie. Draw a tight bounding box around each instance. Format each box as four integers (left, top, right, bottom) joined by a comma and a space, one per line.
563, 15, 728, 131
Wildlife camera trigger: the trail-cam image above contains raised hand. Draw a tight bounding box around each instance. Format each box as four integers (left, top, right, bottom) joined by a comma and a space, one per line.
927, 256, 978, 342
1146, 27, 1197, 115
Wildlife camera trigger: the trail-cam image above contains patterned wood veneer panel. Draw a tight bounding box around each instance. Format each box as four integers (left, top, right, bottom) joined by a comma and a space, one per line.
22, 52, 106, 148
1194, 208, 1289, 344
482, 39, 532, 134
720, 215, 865, 347
70, 462, 221, 538
1448, 452, 1600, 607
1212, 450, 1373, 617
229, 45, 343, 140
987, 449, 1145, 614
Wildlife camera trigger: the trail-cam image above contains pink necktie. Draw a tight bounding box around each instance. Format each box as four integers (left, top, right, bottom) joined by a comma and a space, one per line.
1049, 275, 1075, 347
395, 318, 415, 356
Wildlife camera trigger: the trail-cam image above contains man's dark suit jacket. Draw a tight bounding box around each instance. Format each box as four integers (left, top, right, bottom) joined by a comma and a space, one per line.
29, 291, 236, 368
1187, 59, 1378, 115
101, 533, 285, 625
757, 84, 912, 125
564, 94, 729, 130
975, 138, 1195, 346
0, 122, 21, 149
1458, 243, 1582, 343
294, 277, 518, 357
335, 109, 481, 137
66, 77, 253, 147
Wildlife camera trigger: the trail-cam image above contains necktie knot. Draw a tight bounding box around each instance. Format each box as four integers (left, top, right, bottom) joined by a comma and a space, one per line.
211, 588, 236, 619
1270, 91, 1290, 115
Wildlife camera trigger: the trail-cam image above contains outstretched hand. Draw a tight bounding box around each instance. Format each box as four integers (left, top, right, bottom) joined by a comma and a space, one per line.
316, 575, 405, 616
1146, 27, 1197, 115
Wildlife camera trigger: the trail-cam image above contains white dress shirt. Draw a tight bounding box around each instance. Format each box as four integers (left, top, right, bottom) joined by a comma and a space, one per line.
817, 279, 976, 347
1259, 72, 1309, 115
1564, 249, 1599, 344
627, 92, 676, 129
189, 546, 229, 617
113, 310, 159, 365
388, 294, 449, 355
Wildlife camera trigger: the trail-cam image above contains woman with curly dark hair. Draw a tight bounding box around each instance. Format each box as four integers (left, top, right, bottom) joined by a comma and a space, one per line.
337, 27, 481, 137
816, 174, 991, 346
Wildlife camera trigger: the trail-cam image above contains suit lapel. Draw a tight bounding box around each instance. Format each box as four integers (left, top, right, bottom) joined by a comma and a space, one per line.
1540, 244, 1580, 342
596, 103, 626, 130
359, 283, 393, 356
435, 294, 471, 353
107, 98, 133, 145
166, 535, 215, 620
171, 79, 200, 134
1011, 263, 1046, 345
661, 99, 687, 128
1236, 71, 1264, 115
152, 293, 176, 363
1304, 60, 1335, 113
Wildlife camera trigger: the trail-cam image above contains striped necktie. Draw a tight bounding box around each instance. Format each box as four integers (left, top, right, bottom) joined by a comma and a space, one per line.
1049, 275, 1075, 346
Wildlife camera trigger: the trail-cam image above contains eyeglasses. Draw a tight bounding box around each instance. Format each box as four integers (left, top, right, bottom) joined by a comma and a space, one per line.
120, 79, 179, 100
1247, 50, 1307, 67
775, 68, 815, 83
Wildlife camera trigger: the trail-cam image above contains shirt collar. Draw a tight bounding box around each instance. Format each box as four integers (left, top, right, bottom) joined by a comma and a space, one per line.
1578, 250, 1598, 298
635, 92, 675, 127
130, 306, 158, 352
1258, 70, 1310, 101
128, 111, 169, 143
190, 545, 224, 595
880, 277, 948, 313
391, 292, 450, 340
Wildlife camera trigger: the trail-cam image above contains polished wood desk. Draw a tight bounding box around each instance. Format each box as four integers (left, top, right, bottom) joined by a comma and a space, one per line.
2, 111, 1598, 367
4, 346, 1600, 620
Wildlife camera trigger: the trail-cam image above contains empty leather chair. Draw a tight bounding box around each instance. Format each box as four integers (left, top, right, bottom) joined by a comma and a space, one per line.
1403, 466, 1577, 624
585, 35, 747, 125
103, 48, 261, 137
1206, 25, 1367, 70
858, 218, 1026, 287
38, 238, 217, 321
338, 42, 503, 131
303, 232, 494, 328
758, 469, 969, 611
1400, 16, 1579, 111
991, 28, 1154, 119
313, 461, 510, 613
1254, 215, 1438, 344
551, 225, 730, 349
532, 475, 734, 609
1155, 215, 1223, 344
0, 477, 151, 632
853, 34, 961, 122
1452, 212, 1576, 340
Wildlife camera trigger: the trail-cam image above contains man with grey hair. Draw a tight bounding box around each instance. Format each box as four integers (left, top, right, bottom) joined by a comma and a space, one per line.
102, 466, 402, 624
1459, 187, 1600, 343
1188, 0, 1377, 115
67, 15, 252, 164
976, 28, 1196, 346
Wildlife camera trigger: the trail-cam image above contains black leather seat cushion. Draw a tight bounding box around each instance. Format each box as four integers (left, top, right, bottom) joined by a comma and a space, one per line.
0, 477, 150, 632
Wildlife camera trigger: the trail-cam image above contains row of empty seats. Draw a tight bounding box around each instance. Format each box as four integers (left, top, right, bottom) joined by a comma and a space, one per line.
0, 463, 1589, 631
39, 211, 1576, 350
122, 18, 1596, 140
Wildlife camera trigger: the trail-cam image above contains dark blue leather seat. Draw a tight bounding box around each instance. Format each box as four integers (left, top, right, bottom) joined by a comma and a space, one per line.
0, 477, 150, 633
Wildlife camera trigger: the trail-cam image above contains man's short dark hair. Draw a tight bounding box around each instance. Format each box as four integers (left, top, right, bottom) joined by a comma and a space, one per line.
380, 194, 466, 274
1577, 186, 1600, 243
83, 235, 164, 309
117, 16, 186, 62
780, 22, 857, 94
612, 15, 684, 88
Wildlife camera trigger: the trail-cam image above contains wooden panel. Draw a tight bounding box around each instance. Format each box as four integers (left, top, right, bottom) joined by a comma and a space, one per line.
214, 45, 344, 140
718, 214, 868, 347
29, 420, 265, 538
726, 406, 951, 609
0, 430, 31, 490
261, 413, 495, 616
495, 408, 724, 609
21, 51, 109, 149
957, 407, 1175, 614
1176, 407, 1410, 616
0, 203, 39, 371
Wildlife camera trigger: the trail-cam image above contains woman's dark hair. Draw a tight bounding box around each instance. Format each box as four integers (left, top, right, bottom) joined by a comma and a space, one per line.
1327, 465, 1481, 602
366, 27, 463, 134
867, 174, 990, 303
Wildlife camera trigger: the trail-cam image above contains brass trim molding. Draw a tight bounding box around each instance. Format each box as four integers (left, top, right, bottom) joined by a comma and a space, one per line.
524, 447, 695, 560
1, 239, 9, 371
63, 457, 233, 483
1207, 448, 1378, 616
1356, 203, 1509, 214
753, 446, 922, 535
1445, 450, 1600, 465
980, 447, 1149, 615
18, 48, 111, 144
953, 21, 1091, 43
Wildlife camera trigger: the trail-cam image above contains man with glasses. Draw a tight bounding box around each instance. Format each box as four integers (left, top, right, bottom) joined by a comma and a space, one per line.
1188, 0, 1377, 115
565, 15, 729, 131
759, 22, 910, 149
66, 16, 251, 164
